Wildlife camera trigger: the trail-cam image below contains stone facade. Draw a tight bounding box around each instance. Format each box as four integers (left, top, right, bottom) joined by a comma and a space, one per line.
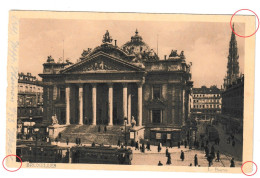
191, 86, 222, 121
39, 30, 193, 145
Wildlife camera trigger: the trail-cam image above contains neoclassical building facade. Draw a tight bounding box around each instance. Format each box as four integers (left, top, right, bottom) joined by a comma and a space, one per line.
39, 30, 193, 144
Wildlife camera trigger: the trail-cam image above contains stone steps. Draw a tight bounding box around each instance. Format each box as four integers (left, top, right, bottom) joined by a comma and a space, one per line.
58, 125, 129, 145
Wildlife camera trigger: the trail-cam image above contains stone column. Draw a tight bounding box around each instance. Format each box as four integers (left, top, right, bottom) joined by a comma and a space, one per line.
127, 92, 131, 125
78, 84, 83, 125
53, 85, 58, 100
122, 83, 128, 124
92, 84, 97, 125
65, 85, 70, 125
108, 83, 113, 126
137, 83, 143, 126
182, 89, 186, 126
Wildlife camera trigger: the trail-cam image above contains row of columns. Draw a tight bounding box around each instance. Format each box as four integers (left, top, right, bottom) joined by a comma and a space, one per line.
65, 83, 143, 126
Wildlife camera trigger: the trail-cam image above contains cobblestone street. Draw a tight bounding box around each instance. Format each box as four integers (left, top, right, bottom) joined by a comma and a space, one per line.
131, 145, 242, 167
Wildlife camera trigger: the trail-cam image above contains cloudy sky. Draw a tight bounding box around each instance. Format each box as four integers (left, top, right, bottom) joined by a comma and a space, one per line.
19, 19, 245, 88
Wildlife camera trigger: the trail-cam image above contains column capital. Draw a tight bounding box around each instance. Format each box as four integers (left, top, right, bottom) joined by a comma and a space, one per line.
122, 83, 128, 88
137, 82, 144, 88
78, 83, 84, 88
91, 83, 97, 88
107, 83, 113, 88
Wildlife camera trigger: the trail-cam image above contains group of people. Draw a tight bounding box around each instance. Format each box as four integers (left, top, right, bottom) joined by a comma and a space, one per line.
134, 141, 151, 152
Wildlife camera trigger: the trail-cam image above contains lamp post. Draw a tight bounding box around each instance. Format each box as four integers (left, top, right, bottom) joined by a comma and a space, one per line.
124, 117, 127, 148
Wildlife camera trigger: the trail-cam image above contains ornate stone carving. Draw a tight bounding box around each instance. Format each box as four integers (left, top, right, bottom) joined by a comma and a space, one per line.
51, 114, 59, 125
102, 30, 113, 44
80, 61, 120, 72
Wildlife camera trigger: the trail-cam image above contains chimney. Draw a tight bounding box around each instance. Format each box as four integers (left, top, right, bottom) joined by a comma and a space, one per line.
164, 55, 167, 60
115, 40, 117, 47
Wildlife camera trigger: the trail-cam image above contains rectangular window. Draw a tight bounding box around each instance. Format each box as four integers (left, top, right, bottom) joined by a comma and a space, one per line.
152, 109, 161, 124
153, 85, 161, 99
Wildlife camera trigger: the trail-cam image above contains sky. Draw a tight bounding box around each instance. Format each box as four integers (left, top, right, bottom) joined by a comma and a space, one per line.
19, 19, 245, 88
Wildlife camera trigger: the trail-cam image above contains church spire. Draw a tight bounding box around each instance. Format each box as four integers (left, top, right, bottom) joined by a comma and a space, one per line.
225, 23, 240, 88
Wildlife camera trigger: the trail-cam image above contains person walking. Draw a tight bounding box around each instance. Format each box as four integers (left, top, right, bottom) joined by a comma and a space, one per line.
66, 137, 69, 145
166, 147, 169, 157
194, 154, 198, 167
216, 150, 220, 162
158, 142, 161, 152
184, 140, 187, 148
170, 140, 173, 148
135, 141, 139, 150
180, 150, 185, 161
207, 155, 213, 167
166, 153, 172, 165
205, 145, 209, 157
146, 141, 151, 151
230, 158, 235, 167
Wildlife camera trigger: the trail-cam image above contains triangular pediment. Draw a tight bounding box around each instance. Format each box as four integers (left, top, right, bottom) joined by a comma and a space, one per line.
61, 51, 144, 74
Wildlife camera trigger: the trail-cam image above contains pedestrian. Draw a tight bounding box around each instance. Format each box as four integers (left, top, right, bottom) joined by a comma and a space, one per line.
184, 140, 187, 148
158, 161, 163, 166
216, 151, 220, 162
232, 140, 235, 147
92, 142, 95, 147
166, 153, 172, 165
66, 137, 69, 145
178, 141, 180, 148
158, 142, 161, 152
166, 147, 169, 157
230, 158, 235, 167
205, 146, 209, 157
194, 154, 198, 166
180, 150, 185, 161
201, 141, 204, 149
142, 143, 145, 153
135, 141, 139, 150
207, 155, 213, 167
146, 141, 151, 151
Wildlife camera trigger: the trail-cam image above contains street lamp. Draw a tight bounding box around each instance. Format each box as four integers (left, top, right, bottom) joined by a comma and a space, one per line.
124, 117, 128, 148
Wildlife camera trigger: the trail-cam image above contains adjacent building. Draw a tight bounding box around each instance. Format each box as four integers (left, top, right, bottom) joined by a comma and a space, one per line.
191, 86, 222, 121
222, 25, 244, 134
17, 72, 43, 135
39, 30, 193, 145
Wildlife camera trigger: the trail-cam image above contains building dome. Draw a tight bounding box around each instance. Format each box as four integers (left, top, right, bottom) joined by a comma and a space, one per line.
122, 29, 158, 62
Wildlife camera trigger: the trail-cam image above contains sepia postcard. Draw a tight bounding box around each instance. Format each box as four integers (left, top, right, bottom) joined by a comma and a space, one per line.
6, 11, 255, 173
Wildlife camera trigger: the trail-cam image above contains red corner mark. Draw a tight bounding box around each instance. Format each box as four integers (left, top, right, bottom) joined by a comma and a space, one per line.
241, 161, 257, 176
230, 9, 259, 38
2, 155, 22, 172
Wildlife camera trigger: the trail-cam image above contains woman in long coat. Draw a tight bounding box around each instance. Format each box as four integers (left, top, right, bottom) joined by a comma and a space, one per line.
166, 153, 172, 165
180, 150, 185, 161
194, 154, 198, 166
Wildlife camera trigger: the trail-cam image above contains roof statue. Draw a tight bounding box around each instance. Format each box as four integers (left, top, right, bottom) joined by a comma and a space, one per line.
47, 55, 55, 63
102, 30, 113, 44
122, 29, 159, 62
169, 50, 178, 57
